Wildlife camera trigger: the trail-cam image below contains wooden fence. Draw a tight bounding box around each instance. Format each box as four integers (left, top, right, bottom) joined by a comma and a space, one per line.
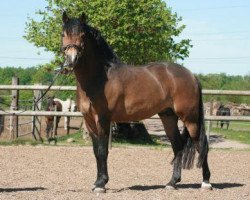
0, 80, 250, 141
0, 84, 249, 119
1, 85, 250, 95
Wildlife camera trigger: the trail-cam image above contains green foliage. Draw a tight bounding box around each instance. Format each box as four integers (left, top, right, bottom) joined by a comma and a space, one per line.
0, 66, 76, 105
0, 67, 39, 107
0, 67, 36, 85
31, 66, 54, 85
197, 73, 250, 104
24, 0, 191, 65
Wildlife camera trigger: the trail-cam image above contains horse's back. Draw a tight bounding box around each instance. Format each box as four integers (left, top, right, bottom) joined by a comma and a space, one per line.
107, 62, 200, 122
147, 62, 200, 121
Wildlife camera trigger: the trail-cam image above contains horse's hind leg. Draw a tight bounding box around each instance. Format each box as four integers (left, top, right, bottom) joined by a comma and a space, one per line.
159, 109, 183, 189
185, 122, 212, 190
221, 121, 224, 129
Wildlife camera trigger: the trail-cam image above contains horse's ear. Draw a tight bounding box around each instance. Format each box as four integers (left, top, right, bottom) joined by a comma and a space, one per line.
62, 11, 69, 24
79, 12, 87, 24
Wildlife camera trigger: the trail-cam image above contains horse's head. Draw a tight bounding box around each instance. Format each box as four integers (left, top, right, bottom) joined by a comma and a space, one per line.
61, 11, 119, 73
61, 11, 87, 70
47, 96, 56, 111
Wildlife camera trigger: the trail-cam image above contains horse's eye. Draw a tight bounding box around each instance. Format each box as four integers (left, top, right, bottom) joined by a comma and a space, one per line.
80, 32, 85, 38
61, 47, 67, 53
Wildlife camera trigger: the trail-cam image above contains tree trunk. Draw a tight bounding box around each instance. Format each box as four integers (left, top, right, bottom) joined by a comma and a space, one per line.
113, 122, 152, 142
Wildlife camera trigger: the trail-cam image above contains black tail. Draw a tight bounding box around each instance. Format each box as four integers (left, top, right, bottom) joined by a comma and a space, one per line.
196, 79, 209, 168
182, 127, 196, 169
182, 79, 208, 169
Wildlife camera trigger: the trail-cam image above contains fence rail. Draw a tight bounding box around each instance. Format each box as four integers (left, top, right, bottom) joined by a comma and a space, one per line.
0, 111, 82, 117
0, 111, 250, 121
0, 85, 250, 96
202, 90, 250, 96
0, 85, 76, 91
1, 83, 249, 142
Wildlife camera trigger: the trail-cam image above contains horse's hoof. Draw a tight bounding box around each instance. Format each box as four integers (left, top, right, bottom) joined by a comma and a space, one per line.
201, 182, 213, 190
165, 185, 176, 190
93, 187, 106, 193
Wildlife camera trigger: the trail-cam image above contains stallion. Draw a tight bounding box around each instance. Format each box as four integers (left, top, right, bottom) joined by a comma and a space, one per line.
61, 12, 212, 193
45, 96, 62, 140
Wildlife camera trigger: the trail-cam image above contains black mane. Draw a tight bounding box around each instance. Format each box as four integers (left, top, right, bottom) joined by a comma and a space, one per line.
63, 19, 121, 67
84, 24, 121, 65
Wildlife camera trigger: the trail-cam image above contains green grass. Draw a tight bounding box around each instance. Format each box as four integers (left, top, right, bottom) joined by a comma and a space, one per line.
112, 135, 168, 148
56, 131, 88, 145
0, 138, 42, 146
212, 127, 250, 145
207, 121, 250, 145
57, 131, 168, 148
0, 130, 168, 148
208, 121, 250, 131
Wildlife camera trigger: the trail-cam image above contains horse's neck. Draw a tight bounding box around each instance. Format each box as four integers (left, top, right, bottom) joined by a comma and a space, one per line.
74, 51, 108, 93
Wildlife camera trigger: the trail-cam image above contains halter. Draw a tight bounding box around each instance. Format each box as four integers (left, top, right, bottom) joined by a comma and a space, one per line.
61, 44, 83, 53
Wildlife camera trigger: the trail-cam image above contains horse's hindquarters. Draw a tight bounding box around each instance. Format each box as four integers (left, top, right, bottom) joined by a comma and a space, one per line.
108, 63, 200, 123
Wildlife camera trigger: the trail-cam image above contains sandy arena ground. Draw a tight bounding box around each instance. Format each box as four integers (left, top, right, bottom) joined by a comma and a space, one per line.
0, 146, 249, 200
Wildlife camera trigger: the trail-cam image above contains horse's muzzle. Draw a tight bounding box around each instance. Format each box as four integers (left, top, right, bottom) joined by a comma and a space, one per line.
61, 59, 75, 74
63, 59, 73, 68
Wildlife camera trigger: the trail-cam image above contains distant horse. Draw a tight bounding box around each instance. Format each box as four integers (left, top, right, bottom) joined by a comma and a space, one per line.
61, 12, 211, 193
216, 105, 231, 129
54, 98, 77, 130
0, 99, 5, 135
45, 97, 62, 140
0, 112, 4, 135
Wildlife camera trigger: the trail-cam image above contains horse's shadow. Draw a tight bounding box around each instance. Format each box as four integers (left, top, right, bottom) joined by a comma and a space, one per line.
0, 187, 47, 193
113, 183, 244, 192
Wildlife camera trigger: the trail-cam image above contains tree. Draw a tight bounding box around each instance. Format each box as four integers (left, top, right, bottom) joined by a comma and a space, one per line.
25, 0, 192, 66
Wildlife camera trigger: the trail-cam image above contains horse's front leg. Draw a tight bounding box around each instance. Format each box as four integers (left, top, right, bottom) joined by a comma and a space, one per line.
90, 118, 110, 193
92, 135, 109, 192
45, 122, 51, 140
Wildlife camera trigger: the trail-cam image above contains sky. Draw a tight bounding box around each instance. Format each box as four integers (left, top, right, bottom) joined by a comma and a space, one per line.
167, 0, 250, 75
0, 0, 249, 75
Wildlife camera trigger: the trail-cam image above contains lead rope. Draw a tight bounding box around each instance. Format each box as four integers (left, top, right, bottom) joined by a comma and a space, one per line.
34, 68, 63, 105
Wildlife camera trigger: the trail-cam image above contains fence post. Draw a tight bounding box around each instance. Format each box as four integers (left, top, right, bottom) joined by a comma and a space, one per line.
10, 77, 19, 140
0, 113, 4, 135
206, 100, 214, 143
31, 98, 38, 141
32, 84, 43, 141
52, 105, 57, 138
66, 97, 72, 135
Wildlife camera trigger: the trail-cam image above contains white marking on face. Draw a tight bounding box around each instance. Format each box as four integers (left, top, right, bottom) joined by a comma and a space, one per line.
70, 49, 77, 63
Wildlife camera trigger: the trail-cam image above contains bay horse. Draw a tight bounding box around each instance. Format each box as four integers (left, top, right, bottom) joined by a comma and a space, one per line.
45, 96, 62, 141
216, 104, 231, 129
61, 12, 212, 193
